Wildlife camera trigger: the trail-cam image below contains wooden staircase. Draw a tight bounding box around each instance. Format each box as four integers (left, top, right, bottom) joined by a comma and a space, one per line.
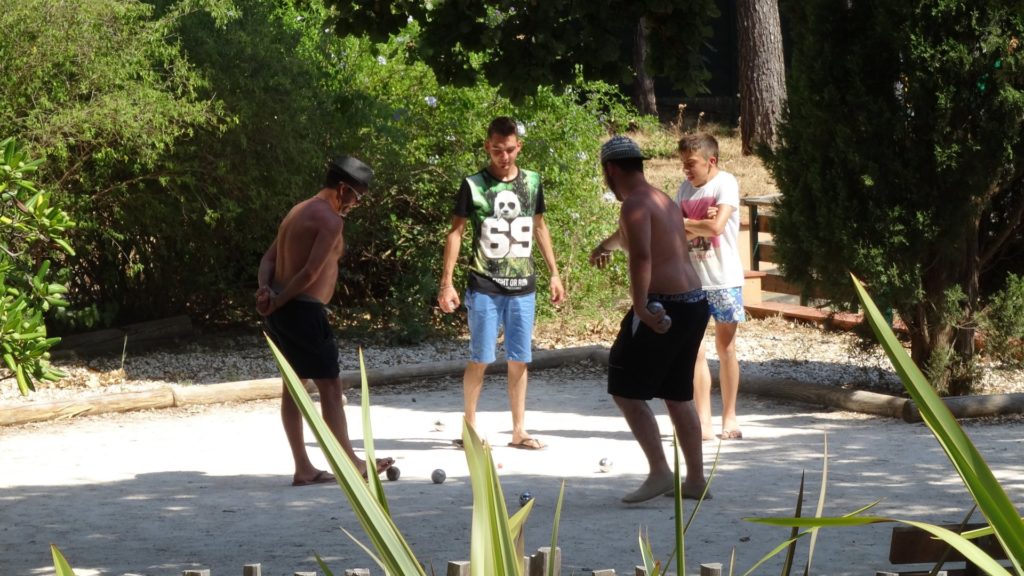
739, 195, 857, 327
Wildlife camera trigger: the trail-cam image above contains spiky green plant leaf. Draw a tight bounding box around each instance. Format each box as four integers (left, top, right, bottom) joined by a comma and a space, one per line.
548, 480, 566, 576
358, 348, 388, 515
267, 336, 425, 575
852, 274, 1024, 570
50, 544, 75, 576
751, 516, 1013, 576
804, 433, 828, 576
463, 423, 524, 576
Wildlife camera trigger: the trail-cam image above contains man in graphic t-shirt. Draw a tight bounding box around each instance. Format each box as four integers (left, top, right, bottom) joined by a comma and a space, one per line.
676, 133, 745, 441
437, 116, 565, 450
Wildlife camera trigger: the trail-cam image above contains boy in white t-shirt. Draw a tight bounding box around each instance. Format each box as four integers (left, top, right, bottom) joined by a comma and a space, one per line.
676, 134, 744, 441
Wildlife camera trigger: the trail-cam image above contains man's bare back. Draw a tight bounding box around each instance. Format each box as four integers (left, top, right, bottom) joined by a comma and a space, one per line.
620, 184, 703, 296
272, 197, 345, 304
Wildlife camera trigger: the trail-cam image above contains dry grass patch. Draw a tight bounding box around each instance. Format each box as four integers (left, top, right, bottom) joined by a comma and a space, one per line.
633, 123, 779, 225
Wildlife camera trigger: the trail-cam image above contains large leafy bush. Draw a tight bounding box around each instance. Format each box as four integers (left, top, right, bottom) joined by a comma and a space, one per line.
0, 0, 226, 329
0, 139, 74, 393
767, 0, 1024, 393
2, 0, 636, 340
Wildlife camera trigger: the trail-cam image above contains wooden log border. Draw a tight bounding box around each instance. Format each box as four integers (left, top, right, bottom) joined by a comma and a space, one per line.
3, 345, 1022, 427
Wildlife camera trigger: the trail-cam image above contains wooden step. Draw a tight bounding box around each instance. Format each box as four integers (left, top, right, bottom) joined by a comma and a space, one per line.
756, 238, 776, 263
744, 301, 864, 329
742, 269, 767, 305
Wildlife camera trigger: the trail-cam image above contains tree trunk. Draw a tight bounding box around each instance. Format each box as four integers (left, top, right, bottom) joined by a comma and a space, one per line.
949, 215, 982, 395
904, 217, 983, 396
737, 0, 787, 154
632, 16, 657, 116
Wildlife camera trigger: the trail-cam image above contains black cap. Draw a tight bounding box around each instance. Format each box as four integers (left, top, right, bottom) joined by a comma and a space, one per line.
329, 155, 374, 189
600, 135, 649, 163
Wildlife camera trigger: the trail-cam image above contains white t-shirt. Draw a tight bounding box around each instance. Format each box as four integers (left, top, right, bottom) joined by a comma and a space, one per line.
675, 171, 744, 290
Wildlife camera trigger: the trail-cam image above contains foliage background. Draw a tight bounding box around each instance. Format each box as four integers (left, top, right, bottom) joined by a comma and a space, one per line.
0, 139, 74, 392
766, 0, 1024, 392
0, 0, 643, 342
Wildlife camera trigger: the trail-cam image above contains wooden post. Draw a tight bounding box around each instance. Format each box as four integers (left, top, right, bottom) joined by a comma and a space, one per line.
528, 546, 560, 576
592, 570, 616, 576
243, 564, 262, 576
700, 563, 723, 576
634, 567, 648, 576
446, 560, 470, 576
183, 571, 210, 576
529, 553, 542, 576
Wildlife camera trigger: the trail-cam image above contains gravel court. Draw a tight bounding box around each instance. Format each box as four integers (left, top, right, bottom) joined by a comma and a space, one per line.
3, 364, 1024, 576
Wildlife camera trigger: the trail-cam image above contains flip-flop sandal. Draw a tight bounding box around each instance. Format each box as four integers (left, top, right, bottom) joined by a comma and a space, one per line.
507, 438, 545, 450
291, 470, 335, 487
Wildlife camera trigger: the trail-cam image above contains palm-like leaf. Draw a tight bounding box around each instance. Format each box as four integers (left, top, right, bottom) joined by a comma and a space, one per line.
50, 544, 75, 576
267, 336, 425, 575
463, 422, 528, 576
751, 516, 1013, 576
852, 274, 1024, 570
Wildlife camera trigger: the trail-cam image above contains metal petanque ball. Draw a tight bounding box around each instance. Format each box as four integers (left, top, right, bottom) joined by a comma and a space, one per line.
599, 457, 613, 473
386, 466, 401, 481
431, 469, 446, 484
647, 300, 672, 330
518, 491, 533, 507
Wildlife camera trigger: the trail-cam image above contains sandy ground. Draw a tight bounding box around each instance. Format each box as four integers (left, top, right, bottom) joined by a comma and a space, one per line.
2, 365, 1023, 576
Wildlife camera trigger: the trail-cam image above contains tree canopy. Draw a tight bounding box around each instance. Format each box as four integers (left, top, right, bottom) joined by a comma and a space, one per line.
330, 0, 719, 102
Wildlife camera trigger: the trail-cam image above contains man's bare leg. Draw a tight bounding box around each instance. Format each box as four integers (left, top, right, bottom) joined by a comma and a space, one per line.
692, 344, 715, 440
282, 380, 320, 484
313, 377, 384, 477
613, 395, 674, 503
507, 360, 538, 446
665, 398, 710, 498
715, 322, 741, 436
462, 362, 488, 431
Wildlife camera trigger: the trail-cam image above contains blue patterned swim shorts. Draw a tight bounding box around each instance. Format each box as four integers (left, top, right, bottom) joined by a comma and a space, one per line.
706, 286, 745, 323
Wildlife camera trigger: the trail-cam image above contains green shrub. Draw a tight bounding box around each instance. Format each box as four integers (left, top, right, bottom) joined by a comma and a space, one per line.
0, 0, 224, 330
291, 22, 635, 340
0, 138, 74, 393
3, 0, 639, 339
766, 0, 1024, 393
979, 273, 1024, 368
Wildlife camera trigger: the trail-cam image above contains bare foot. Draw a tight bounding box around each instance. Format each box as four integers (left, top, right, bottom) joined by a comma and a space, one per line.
663, 480, 713, 500
357, 457, 395, 479
622, 471, 675, 503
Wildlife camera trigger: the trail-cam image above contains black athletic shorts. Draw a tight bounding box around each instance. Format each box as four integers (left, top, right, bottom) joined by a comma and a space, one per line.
265, 299, 340, 379
607, 291, 710, 401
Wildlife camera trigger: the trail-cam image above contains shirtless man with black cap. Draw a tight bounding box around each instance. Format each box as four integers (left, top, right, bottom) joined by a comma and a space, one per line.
590, 136, 711, 503
256, 155, 393, 486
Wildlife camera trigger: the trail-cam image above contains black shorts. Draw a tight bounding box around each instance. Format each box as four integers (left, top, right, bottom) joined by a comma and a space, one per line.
607, 292, 710, 401
264, 300, 340, 379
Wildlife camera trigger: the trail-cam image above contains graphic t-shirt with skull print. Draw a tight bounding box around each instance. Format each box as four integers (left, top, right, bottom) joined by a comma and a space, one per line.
453, 168, 545, 295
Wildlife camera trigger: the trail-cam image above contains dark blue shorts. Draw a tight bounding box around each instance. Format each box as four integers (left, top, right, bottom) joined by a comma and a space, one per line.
607, 292, 710, 401
265, 300, 339, 379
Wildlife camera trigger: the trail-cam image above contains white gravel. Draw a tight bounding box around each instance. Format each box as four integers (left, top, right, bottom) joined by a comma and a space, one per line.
2, 316, 1021, 404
